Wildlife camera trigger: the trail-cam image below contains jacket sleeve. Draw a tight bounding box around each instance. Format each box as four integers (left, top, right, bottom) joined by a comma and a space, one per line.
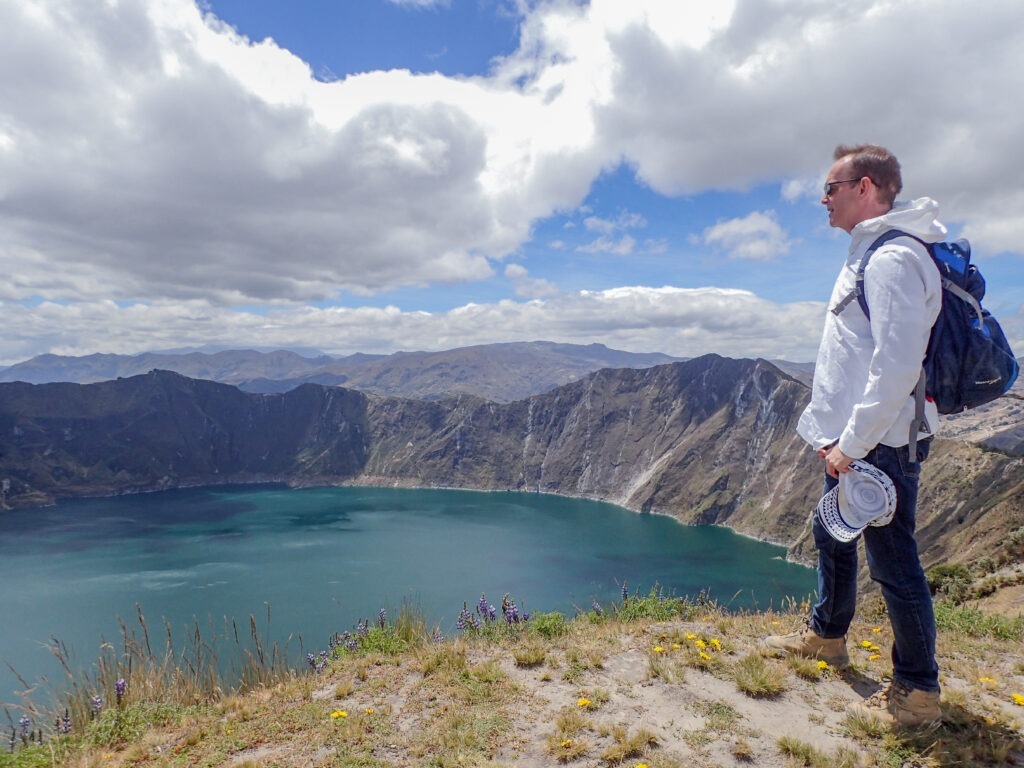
837, 242, 938, 457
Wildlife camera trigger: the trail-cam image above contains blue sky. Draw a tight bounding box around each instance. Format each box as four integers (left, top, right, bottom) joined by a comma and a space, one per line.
1, 0, 1022, 366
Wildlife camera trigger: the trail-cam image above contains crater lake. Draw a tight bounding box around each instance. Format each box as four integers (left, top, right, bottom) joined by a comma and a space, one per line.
0, 485, 816, 702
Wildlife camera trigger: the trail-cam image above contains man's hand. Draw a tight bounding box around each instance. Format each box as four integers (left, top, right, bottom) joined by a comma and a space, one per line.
819, 444, 854, 478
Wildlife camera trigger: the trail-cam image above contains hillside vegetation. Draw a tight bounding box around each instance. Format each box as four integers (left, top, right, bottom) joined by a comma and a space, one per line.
3, 588, 1023, 768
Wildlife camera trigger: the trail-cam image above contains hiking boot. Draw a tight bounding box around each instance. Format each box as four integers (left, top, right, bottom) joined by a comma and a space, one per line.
761, 623, 849, 667
847, 680, 941, 728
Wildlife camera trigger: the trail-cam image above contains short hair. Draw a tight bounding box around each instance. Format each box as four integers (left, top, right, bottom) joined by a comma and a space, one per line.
833, 144, 902, 207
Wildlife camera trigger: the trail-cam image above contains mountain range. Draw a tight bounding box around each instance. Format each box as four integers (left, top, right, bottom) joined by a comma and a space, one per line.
0, 342, 681, 403
1, 353, 1021, 574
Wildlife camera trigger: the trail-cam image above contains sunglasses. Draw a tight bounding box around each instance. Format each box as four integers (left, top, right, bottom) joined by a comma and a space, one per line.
823, 178, 861, 197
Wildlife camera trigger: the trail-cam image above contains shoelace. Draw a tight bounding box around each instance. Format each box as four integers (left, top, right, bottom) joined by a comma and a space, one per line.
864, 685, 895, 709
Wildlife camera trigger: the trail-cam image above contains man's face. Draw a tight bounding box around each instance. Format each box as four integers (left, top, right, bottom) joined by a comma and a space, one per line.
821, 158, 863, 233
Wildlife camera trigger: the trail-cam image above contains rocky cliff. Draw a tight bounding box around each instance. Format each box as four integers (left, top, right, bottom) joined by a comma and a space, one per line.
1, 355, 1021, 570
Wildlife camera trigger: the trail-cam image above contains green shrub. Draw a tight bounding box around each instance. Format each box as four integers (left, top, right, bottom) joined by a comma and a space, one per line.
530, 612, 569, 639
934, 601, 1024, 641
615, 586, 703, 622
926, 563, 973, 603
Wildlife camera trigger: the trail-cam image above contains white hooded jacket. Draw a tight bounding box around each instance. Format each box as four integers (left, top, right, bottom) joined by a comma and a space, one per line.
797, 197, 945, 458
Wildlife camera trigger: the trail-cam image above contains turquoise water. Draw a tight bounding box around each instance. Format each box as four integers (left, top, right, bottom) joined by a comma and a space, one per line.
0, 485, 815, 701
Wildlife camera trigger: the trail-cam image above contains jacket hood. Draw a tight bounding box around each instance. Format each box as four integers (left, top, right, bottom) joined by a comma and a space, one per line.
854, 196, 947, 243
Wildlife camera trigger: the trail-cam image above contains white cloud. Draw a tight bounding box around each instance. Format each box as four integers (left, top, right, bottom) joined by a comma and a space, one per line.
584, 212, 647, 234
2, 0, 1024, 364
577, 234, 636, 255
504, 263, 560, 299
702, 211, 791, 261
0, 289, 827, 366
578, 210, 646, 254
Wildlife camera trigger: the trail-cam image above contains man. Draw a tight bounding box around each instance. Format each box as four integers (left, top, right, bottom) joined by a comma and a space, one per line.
764, 144, 944, 728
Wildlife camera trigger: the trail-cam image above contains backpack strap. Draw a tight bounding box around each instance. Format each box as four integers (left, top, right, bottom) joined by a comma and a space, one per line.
910, 370, 929, 463
831, 229, 920, 320
832, 229, 932, 462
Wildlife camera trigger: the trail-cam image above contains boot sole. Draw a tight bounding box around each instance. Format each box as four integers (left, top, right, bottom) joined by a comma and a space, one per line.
760, 641, 849, 668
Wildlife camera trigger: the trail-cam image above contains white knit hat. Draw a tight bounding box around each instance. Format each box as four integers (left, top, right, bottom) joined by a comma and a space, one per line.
816, 460, 898, 542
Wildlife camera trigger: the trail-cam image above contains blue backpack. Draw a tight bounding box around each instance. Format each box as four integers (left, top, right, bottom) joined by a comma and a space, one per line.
833, 230, 1019, 452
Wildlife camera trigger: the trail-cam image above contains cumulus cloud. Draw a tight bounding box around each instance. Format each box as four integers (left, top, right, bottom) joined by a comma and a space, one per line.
2, 0, 1023, 364
702, 211, 791, 261
577, 210, 646, 254
504, 263, 560, 299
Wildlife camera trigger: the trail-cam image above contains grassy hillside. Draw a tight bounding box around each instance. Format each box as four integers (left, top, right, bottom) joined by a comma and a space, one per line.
3, 586, 1023, 768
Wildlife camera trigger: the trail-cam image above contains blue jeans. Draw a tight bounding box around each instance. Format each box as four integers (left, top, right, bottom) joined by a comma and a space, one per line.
810, 440, 939, 692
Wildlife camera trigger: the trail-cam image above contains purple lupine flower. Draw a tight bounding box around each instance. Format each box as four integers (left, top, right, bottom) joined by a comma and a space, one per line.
306, 652, 317, 670
457, 602, 480, 631
115, 678, 127, 705
621, 581, 629, 602
378, 608, 387, 629
356, 620, 368, 638
592, 601, 603, 615
90, 695, 103, 718
477, 594, 490, 620
59, 710, 72, 735
502, 595, 520, 624
18, 716, 30, 735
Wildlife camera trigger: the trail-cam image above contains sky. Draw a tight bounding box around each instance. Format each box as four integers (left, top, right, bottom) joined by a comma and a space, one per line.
2, 0, 1023, 367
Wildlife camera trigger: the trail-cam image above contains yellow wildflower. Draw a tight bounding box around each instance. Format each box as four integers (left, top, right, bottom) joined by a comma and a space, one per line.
771, 621, 780, 626
869, 644, 881, 652
685, 632, 697, 640
653, 645, 664, 653
1012, 694, 1024, 706
561, 739, 573, 748
817, 660, 829, 670
869, 654, 881, 661
860, 640, 873, 649
709, 638, 722, 651
637, 764, 650, 768
365, 708, 375, 714
577, 698, 591, 708
331, 710, 348, 719
672, 643, 681, 650
872, 626, 883, 633
695, 639, 707, 649
978, 676, 998, 686
699, 652, 711, 661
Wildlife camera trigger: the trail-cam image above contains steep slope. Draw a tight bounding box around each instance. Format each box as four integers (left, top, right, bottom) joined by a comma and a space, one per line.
0, 372, 370, 503
359, 355, 822, 548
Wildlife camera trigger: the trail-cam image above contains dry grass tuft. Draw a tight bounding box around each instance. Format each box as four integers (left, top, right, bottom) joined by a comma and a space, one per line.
733, 652, 790, 698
